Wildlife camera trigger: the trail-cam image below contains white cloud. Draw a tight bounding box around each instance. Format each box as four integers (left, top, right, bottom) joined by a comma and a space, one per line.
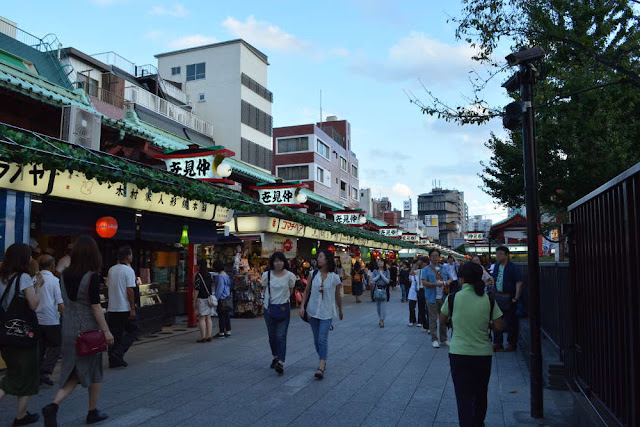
168, 35, 219, 49
143, 30, 164, 41
222, 16, 309, 53
350, 31, 477, 83
150, 3, 189, 17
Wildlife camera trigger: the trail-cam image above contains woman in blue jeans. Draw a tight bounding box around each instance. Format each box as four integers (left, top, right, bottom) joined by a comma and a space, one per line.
262, 252, 296, 375
299, 249, 343, 380
371, 258, 390, 328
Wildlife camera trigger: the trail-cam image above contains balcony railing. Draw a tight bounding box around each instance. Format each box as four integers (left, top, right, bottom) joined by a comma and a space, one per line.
75, 81, 125, 109
124, 86, 213, 137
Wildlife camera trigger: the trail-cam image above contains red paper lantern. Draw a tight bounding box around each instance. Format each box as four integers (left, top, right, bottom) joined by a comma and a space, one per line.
327, 245, 336, 253
283, 239, 293, 251
96, 216, 118, 238
388, 251, 396, 259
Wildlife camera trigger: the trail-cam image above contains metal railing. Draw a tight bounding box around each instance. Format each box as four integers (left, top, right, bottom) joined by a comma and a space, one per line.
75, 81, 125, 109
568, 161, 640, 426
124, 86, 213, 137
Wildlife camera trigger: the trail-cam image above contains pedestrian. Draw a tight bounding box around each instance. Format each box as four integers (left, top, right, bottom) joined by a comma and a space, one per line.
54, 244, 72, 278
36, 255, 65, 387
414, 257, 429, 330
398, 261, 410, 302
490, 246, 523, 352
299, 249, 343, 380
445, 255, 460, 294
193, 259, 216, 343
262, 252, 296, 375
0, 243, 43, 426
389, 261, 398, 290
351, 261, 364, 303
422, 249, 451, 348
440, 262, 504, 427
370, 258, 390, 328
367, 260, 377, 302
213, 260, 232, 338
335, 257, 345, 281
472, 255, 495, 290
41, 235, 114, 426
407, 260, 419, 326
106, 246, 136, 369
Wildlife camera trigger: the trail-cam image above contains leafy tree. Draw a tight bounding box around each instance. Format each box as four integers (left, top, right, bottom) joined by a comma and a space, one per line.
411, 0, 640, 215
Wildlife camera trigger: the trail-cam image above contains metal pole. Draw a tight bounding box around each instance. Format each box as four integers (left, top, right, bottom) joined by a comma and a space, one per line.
520, 64, 544, 418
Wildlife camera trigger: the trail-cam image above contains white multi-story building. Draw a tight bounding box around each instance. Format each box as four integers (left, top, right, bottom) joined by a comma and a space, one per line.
156, 39, 273, 170
359, 188, 372, 216
469, 215, 493, 233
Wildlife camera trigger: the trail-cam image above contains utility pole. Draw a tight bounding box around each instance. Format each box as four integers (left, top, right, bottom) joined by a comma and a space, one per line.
502, 46, 545, 419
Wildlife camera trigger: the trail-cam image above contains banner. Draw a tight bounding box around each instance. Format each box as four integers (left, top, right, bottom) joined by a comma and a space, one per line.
261, 233, 297, 258
379, 228, 402, 237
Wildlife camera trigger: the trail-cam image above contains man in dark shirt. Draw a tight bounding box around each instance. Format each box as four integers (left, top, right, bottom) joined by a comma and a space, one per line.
491, 246, 523, 351
389, 262, 398, 290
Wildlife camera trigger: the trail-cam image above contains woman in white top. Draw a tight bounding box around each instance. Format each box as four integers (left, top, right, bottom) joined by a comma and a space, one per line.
261, 252, 296, 375
407, 260, 419, 326
299, 249, 343, 380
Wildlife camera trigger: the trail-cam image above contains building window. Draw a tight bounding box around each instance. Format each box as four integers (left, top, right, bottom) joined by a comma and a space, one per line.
171, 66, 181, 75
340, 156, 347, 171
241, 100, 273, 136
317, 139, 330, 159
340, 180, 347, 199
241, 72, 273, 103
317, 167, 325, 183
186, 62, 205, 81
76, 73, 99, 97
351, 164, 358, 178
277, 165, 309, 181
352, 187, 358, 200
241, 138, 273, 171
277, 136, 309, 154
198, 93, 206, 102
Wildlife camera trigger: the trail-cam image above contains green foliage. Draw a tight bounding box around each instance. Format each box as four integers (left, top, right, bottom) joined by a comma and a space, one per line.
0, 125, 411, 248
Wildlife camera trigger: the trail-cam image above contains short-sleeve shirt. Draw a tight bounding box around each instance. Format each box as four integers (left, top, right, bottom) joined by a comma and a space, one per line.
36, 270, 63, 325
306, 271, 341, 320
421, 264, 449, 304
441, 284, 503, 356
262, 270, 295, 306
0, 273, 33, 311
107, 264, 136, 312
496, 264, 505, 292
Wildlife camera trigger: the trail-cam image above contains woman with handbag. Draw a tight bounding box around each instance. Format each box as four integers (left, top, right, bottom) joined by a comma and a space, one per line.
371, 258, 390, 328
262, 252, 295, 375
213, 260, 232, 338
193, 259, 216, 343
41, 236, 114, 427
351, 261, 364, 303
299, 249, 343, 380
0, 243, 43, 426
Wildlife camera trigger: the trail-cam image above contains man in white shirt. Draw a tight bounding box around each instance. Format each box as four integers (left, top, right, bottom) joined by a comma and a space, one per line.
445, 256, 460, 294
37, 255, 65, 386
107, 246, 137, 368
54, 244, 73, 278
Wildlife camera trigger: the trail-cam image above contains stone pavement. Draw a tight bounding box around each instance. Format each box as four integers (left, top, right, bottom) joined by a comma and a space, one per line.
0, 288, 575, 426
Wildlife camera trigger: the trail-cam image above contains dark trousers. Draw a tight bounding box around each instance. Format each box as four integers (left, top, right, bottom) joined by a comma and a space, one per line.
449, 354, 492, 427
219, 310, 231, 333
417, 289, 427, 328
493, 306, 519, 348
39, 324, 61, 375
400, 284, 408, 301
264, 312, 290, 362
108, 311, 130, 364
409, 300, 417, 324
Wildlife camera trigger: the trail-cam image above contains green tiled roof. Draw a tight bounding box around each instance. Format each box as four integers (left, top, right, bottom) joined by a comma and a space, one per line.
367, 216, 388, 227
226, 158, 277, 183
123, 110, 190, 151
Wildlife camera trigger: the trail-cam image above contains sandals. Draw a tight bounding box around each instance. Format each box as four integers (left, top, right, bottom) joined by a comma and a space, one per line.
196, 338, 207, 343
314, 367, 325, 380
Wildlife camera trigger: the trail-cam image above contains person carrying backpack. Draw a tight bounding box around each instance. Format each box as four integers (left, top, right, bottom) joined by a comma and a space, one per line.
440, 262, 504, 427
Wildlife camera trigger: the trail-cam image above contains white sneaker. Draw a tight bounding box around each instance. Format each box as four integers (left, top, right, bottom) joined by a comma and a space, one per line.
416, 324, 422, 327
407, 323, 415, 327
444, 340, 451, 347
432, 341, 440, 348
423, 329, 430, 333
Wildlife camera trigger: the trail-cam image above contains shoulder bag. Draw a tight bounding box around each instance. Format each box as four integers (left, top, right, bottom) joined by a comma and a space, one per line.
0, 274, 38, 348
75, 273, 108, 357
198, 273, 217, 308
372, 272, 387, 301
428, 264, 449, 295
266, 270, 290, 321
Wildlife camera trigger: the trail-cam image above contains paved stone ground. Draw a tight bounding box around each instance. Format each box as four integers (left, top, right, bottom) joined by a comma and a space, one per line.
0, 288, 576, 426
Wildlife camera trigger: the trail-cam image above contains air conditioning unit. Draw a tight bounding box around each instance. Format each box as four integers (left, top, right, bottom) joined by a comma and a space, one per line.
60, 105, 101, 150
315, 212, 327, 219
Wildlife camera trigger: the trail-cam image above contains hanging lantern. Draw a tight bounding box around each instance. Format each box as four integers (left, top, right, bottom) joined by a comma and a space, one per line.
328, 245, 336, 253
311, 247, 317, 256
381, 252, 386, 259
180, 225, 190, 245
388, 251, 396, 260
95, 216, 118, 238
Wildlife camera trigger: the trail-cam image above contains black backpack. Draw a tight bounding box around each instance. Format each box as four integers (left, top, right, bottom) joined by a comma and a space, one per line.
447, 293, 496, 337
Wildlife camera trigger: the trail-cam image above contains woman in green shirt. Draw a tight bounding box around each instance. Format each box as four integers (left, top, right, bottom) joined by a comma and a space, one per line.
440, 262, 504, 427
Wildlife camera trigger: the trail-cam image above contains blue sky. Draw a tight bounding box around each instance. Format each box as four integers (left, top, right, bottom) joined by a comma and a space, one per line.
3, 0, 512, 223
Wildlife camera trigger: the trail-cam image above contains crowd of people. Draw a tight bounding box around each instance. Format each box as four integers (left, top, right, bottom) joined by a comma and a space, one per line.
0, 235, 523, 427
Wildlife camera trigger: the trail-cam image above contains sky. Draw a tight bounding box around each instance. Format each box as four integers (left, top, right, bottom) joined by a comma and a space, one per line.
2, 0, 513, 223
